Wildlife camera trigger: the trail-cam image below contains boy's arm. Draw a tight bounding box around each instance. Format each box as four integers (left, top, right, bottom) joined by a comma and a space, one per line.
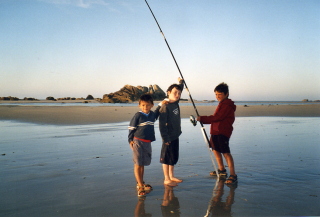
154, 105, 161, 120
198, 105, 234, 123
178, 78, 184, 92
154, 99, 169, 120
159, 106, 170, 143
128, 113, 139, 143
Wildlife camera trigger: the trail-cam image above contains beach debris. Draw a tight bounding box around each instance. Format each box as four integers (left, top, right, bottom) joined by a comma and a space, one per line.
188, 172, 199, 177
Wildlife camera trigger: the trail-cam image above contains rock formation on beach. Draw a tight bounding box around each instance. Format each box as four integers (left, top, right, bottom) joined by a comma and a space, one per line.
46, 96, 56, 101
0, 96, 19, 101
0, 96, 38, 101
86, 95, 94, 100
101, 84, 166, 103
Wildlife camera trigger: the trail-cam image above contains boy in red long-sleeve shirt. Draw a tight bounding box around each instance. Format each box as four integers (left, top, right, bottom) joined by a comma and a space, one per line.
197, 82, 237, 185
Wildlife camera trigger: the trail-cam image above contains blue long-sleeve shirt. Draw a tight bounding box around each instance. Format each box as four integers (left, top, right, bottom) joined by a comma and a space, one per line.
128, 106, 160, 143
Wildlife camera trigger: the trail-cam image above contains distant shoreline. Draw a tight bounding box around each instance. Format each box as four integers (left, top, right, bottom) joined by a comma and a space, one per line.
1, 99, 320, 105
0, 103, 319, 125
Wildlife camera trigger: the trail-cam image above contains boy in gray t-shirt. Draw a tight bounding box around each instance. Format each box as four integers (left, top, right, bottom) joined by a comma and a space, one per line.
159, 78, 184, 186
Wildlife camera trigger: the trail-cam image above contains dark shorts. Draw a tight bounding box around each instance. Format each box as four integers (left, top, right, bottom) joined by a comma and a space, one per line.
160, 138, 179, 166
132, 138, 152, 166
210, 134, 230, 153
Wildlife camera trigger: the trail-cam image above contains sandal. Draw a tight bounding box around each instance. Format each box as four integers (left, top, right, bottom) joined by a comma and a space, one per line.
225, 175, 238, 185
143, 183, 153, 191
136, 182, 153, 191
137, 186, 146, 197
209, 169, 227, 176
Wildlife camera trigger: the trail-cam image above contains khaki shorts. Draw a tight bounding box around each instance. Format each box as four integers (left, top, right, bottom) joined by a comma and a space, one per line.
132, 138, 152, 166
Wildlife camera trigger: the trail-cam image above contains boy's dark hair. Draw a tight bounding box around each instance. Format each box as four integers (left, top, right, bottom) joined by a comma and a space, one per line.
139, 94, 154, 105
166, 84, 182, 96
214, 82, 229, 95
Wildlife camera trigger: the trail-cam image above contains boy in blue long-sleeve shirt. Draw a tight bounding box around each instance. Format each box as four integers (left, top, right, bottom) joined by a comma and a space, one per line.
128, 94, 160, 197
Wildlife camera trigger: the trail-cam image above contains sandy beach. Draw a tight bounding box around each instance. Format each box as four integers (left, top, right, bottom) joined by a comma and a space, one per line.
1, 117, 319, 216
1, 102, 319, 216
0, 103, 319, 125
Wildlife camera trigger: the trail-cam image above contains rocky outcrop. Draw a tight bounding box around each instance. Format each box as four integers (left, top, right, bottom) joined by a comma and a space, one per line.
0, 96, 39, 101
57, 97, 76, 100
23, 97, 38, 101
101, 84, 166, 103
86, 95, 94, 100
0, 96, 19, 101
46, 96, 56, 101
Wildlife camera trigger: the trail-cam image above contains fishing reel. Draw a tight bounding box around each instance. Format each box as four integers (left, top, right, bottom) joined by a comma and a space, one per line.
189, 115, 197, 126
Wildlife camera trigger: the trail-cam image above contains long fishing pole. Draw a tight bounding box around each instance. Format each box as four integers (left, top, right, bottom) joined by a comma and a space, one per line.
144, 0, 219, 178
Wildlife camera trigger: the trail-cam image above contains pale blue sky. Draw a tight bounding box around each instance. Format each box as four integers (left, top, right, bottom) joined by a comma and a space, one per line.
1, 0, 319, 101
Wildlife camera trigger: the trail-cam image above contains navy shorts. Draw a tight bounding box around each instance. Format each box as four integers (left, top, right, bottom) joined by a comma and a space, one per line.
160, 138, 179, 166
210, 134, 230, 153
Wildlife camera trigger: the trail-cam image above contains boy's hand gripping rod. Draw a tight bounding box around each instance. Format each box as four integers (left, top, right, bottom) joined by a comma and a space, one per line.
144, 0, 219, 178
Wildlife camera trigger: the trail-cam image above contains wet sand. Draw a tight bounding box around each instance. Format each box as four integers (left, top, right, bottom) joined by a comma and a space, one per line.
0, 117, 319, 216
0, 104, 319, 125
0, 102, 319, 216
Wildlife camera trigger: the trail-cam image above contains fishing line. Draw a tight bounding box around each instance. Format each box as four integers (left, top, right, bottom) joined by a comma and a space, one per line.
144, 0, 219, 178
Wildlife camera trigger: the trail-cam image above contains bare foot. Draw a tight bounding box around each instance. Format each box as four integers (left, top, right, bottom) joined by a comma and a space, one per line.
171, 177, 183, 183
164, 180, 178, 186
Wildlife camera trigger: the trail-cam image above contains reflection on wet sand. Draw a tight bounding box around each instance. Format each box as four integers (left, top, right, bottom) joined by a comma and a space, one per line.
161, 185, 180, 216
205, 178, 237, 217
134, 185, 181, 217
134, 197, 152, 217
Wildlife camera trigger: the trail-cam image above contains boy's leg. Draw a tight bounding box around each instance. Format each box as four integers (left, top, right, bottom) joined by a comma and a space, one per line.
223, 153, 236, 176
162, 164, 177, 186
134, 164, 145, 187
223, 153, 237, 184
169, 165, 183, 183
213, 150, 226, 171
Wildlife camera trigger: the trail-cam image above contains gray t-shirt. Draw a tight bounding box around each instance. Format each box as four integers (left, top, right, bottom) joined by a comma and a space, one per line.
159, 101, 182, 143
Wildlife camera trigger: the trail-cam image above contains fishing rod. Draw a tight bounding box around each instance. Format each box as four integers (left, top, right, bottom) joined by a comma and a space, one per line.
144, 0, 219, 178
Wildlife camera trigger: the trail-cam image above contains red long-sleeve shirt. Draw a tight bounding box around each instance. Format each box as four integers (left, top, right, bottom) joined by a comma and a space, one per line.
198, 99, 236, 138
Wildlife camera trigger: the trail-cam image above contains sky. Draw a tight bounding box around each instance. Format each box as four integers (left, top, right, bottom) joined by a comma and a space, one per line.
0, 0, 319, 101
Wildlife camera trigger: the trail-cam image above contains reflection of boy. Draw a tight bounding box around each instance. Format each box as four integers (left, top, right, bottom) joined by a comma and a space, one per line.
161, 185, 180, 217
159, 78, 184, 186
128, 94, 160, 197
197, 82, 237, 185
206, 179, 236, 217
134, 198, 152, 217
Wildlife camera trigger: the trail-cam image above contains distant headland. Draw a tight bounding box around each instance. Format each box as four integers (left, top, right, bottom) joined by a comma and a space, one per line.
0, 84, 166, 103
0, 84, 319, 103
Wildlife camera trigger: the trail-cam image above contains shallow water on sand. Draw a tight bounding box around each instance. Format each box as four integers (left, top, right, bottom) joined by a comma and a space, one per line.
0, 117, 319, 216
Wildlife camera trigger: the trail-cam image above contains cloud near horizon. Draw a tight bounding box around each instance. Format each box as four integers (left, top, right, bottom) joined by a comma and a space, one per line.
38, 0, 109, 8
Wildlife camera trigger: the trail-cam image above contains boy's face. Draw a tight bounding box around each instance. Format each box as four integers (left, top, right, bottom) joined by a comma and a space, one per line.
215, 91, 228, 102
139, 100, 154, 114
167, 87, 181, 102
